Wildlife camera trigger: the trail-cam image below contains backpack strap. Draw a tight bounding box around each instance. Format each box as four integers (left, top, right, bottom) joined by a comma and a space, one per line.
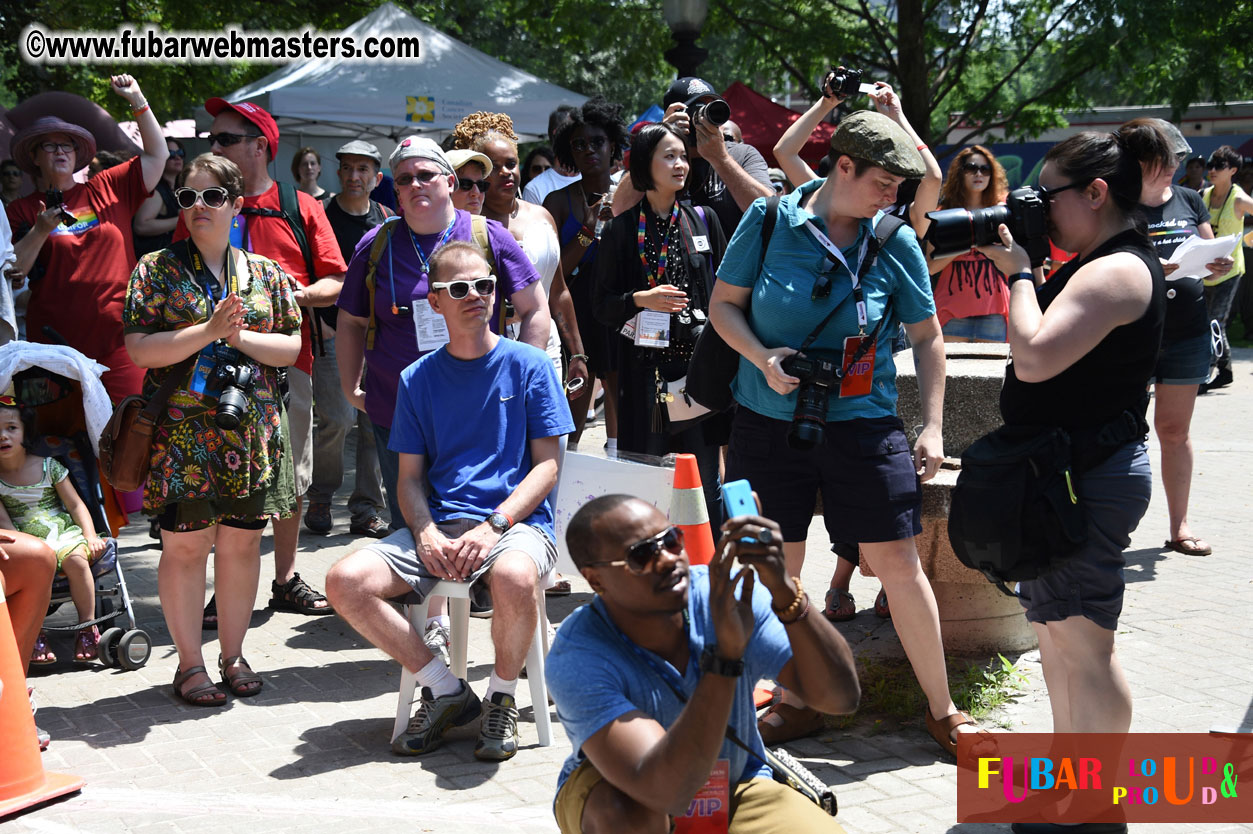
363, 216, 403, 351
469, 214, 503, 331
242, 182, 324, 354
757, 195, 781, 273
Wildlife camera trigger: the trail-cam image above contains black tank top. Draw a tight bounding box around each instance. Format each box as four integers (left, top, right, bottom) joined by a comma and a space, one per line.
1000, 229, 1165, 431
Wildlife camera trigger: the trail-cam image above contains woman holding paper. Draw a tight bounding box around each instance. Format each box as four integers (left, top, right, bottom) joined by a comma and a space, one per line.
1120, 118, 1232, 557
1200, 145, 1252, 392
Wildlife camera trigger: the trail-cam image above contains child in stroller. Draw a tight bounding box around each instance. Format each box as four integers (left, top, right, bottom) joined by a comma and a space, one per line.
0, 395, 108, 663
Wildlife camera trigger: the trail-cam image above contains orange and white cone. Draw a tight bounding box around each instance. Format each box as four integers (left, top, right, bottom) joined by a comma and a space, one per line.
670, 453, 716, 566
0, 584, 84, 817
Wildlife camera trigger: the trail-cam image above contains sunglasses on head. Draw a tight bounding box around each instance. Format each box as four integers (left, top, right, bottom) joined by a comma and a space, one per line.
394, 170, 444, 188
169, 148, 185, 159
962, 162, 992, 175
205, 132, 260, 147
174, 186, 231, 210
432, 276, 496, 299
457, 177, 490, 193
571, 136, 609, 153
586, 525, 685, 574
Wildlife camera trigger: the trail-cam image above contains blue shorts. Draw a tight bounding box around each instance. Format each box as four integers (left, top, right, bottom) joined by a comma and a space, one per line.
725, 409, 922, 544
1153, 331, 1212, 385
941, 314, 1006, 342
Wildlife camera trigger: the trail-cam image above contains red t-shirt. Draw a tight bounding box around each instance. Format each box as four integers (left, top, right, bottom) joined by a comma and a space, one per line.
174, 181, 346, 374
6, 156, 148, 400
931, 250, 1010, 327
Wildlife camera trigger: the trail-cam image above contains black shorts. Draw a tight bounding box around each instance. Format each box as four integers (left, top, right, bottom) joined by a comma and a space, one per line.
156, 504, 270, 533
725, 408, 922, 544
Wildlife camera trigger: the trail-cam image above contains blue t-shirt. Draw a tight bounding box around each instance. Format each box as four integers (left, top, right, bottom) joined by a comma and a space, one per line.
546, 566, 793, 796
388, 337, 574, 540
717, 179, 935, 422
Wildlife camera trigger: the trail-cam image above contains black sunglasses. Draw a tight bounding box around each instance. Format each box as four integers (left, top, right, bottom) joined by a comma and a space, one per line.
571, 136, 609, 153
586, 525, 685, 574
431, 276, 496, 299
962, 162, 992, 175
1038, 178, 1093, 203
205, 132, 260, 147
457, 177, 490, 194
1205, 160, 1229, 171
168, 148, 185, 159
394, 170, 444, 188
174, 186, 230, 210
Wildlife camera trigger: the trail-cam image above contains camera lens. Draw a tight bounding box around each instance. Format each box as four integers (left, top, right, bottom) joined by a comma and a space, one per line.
214, 387, 248, 429
923, 206, 1008, 257
703, 99, 731, 126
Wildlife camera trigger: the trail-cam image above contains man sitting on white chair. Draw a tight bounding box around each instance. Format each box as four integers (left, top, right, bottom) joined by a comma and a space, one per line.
326, 240, 574, 760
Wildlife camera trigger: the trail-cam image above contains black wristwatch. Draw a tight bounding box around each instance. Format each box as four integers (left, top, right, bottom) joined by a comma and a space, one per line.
700, 648, 744, 678
486, 511, 512, 534
1009, 271, 1035, 286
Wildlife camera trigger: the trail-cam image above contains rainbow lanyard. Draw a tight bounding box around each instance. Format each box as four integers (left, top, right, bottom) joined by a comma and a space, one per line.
638, 203, 680, 288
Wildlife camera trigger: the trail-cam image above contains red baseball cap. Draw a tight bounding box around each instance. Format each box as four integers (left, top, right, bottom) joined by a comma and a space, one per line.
204, 98, 279, 161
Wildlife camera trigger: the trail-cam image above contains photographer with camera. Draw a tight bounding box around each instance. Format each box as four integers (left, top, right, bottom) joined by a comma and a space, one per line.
123, 153, 302, 707
613, 78, 773, 239
708, 112, 979, 752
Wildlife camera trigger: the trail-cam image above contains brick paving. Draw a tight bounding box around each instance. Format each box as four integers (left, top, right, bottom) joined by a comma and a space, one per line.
10, 351, 1253, 832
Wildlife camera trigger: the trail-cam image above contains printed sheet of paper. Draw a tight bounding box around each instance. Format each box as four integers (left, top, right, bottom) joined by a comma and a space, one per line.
1167, 233, 1240, 279
414, 299, 450, 352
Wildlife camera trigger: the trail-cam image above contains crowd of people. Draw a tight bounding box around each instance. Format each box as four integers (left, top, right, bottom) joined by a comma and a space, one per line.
2, 66, 1250, 834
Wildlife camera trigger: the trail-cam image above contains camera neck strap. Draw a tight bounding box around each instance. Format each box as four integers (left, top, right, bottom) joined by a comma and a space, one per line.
802, 219, 870, 332
170, 238, 239, 307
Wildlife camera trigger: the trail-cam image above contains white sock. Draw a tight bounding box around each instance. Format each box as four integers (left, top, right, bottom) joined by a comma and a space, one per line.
486, 669, 518, 700
425, 614, 450, 630
606, 438, 617, 455
415, 656, 460, 698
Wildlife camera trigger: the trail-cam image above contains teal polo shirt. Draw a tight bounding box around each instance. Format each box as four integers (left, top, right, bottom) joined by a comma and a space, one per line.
716, 179, 936, 423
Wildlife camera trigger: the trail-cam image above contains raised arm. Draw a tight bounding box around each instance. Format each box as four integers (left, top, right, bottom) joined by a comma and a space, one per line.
773, 96, 838, 187
109, 75, 165, 194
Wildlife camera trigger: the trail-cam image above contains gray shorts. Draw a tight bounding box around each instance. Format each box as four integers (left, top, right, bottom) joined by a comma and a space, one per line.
1017, 442, 1152, 631
365, 518, 556, 603
287, 367, 314, 495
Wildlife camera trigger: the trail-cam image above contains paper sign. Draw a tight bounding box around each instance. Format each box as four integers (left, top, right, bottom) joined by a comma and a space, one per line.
414, 299, 450, 352
674, 759, 730, 834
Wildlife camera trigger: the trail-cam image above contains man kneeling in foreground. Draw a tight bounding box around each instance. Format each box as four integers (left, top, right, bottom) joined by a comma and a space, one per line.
547, 495, 859, 832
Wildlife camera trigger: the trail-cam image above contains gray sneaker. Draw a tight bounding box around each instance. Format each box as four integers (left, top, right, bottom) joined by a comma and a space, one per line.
423, 620, 451, 667
392, 681, 481, 756
474, 691, 519, 761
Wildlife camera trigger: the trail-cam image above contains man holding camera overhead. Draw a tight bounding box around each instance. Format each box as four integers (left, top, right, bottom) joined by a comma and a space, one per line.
708, 112, 979, 753
614, 77, 773, 238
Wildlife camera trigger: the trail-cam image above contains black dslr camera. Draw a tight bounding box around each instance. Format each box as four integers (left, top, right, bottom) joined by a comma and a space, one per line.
204, 346, 256, 430
779, 353, 842, 450
685, 98, 731, 141
43, 188, 77, 226
924, 186, 1050, 269
823, 67, 866, 99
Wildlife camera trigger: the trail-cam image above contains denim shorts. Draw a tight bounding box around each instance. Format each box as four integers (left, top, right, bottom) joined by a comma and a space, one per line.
941, 314, 1007, 342
1153, 331, 1212, 385
725, 409, 922, 544
1016, 442, 1151, 631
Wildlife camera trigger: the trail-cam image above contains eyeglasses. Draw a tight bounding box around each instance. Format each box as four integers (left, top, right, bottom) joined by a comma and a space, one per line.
205, 132, 260, 147
168, 149, 185, 159
571, 136, 609, 153
1038, 178, 1093, 204
38, 142, 75, 154
457, 178, 490, 193
431, 276, 496, 299
0, 169, 21, 178
962, 162, 992, 175
586, 525, 685, 574
174, 186, 231, 210
394, 170, 444, 188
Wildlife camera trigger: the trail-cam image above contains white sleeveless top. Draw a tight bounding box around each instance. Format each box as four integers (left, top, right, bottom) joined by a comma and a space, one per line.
512, 221, 563, 370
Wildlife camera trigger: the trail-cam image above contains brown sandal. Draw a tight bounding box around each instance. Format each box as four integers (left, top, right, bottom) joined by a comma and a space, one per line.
925, 708, 984, 756
758, 702, 826, 745
219, 655, 263, 697
822, 588, 857, 622
173, 666, 226, 707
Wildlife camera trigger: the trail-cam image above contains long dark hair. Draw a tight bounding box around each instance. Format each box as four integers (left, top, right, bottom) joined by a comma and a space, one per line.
938, 145, 1008, 209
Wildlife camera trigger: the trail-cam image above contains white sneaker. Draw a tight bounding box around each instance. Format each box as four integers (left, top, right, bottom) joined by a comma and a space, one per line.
424, 621, 451, 667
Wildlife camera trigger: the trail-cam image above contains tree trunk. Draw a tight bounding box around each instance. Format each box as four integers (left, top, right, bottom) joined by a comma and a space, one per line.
896, 0, 931, 145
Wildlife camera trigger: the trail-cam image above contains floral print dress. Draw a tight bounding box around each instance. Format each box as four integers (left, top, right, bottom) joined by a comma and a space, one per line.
123, 249, 301, 528
0, 456, 91, 571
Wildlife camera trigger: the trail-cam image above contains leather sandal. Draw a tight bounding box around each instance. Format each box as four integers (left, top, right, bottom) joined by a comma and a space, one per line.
173, 665, 226, 707
758, 702, 826, 745
269, 573, 335, 615
822, 588, 856, 622
219, 655, 263, 697
1164, 537, 1212, 556
925, 707, 990, 756
31, 629, 57, 665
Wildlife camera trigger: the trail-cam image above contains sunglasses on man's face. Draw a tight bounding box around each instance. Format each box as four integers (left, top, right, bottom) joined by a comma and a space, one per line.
1206, 161, 1229, 171
586, 525, 685, 574
174, 186, 231, 210
962, 162, 992, 175
206, 132, 260, 148
432, 276, 496, 299
394, 170, 444, 188
457, 177, 490, 193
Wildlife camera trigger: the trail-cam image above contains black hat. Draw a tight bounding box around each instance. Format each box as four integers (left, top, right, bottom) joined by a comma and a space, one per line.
663, 77, 719, 110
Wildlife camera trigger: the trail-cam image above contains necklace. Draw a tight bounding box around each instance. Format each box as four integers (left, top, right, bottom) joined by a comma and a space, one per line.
407, 215, 457, 275
638, 202, 679, 288
510, 195, 519, 219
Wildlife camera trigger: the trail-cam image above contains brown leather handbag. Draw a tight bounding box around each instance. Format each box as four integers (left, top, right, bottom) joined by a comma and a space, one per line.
99, 357, 194, 492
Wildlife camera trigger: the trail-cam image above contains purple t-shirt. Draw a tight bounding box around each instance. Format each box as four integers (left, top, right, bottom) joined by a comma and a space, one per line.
336, 210, 540, 427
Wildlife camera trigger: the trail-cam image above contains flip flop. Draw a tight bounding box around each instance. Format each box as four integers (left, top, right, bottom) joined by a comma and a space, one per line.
822, 588, 856, 622
1164, 537, 1212, 556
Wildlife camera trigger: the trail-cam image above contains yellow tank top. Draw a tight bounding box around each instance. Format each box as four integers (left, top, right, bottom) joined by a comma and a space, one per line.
1202, 184, 1247, 285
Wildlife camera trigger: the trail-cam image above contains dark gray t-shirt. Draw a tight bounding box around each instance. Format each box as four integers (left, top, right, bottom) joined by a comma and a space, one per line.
1140, 186, 1210, 341
686, 141, 771, 240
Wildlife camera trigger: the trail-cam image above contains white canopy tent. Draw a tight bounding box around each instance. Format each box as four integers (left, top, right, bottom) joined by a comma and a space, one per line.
205, 2, 587, 186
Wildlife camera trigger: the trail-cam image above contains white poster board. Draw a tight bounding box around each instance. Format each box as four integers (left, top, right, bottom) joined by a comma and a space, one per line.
553, 451, 675, 576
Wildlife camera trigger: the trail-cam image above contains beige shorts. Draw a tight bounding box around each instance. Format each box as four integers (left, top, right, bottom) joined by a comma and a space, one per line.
286, 367, 313, 495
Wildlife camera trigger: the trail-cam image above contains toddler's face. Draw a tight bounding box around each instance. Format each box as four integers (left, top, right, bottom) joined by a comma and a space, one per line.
0, 407, 24, 455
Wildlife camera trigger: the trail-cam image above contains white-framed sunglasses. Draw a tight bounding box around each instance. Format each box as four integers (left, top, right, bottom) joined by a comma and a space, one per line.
431, 276, 496, 299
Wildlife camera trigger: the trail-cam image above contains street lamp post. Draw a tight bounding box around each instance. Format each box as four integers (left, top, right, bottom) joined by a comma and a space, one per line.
663, 0, 709, 78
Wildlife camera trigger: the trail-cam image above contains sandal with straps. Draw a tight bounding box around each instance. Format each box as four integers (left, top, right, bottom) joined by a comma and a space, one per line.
269, 572, 335, 615
924, 707, 995, 757
173, 665, 226, 707
31, 629, 57, 665
74, 625, 101, 662
219, 655, 263, 697
822, 588, 857, 622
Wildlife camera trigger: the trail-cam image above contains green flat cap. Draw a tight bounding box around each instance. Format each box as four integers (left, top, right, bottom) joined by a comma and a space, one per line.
830, 111, 926, 178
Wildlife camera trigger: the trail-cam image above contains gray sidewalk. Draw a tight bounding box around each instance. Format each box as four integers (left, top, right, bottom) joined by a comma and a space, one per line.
11, 351, 1253, 833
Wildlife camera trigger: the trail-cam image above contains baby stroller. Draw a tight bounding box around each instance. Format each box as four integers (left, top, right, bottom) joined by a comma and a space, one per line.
0, 342, 152, 670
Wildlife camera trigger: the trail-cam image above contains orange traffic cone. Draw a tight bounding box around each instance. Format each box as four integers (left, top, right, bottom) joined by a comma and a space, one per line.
0, 585, 84, 818
670, 453, 716, 566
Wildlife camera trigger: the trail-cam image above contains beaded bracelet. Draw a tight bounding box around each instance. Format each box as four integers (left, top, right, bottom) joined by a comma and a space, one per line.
772, 576, 806, 622
779, 594, 811, 625
569, 354, 590, 362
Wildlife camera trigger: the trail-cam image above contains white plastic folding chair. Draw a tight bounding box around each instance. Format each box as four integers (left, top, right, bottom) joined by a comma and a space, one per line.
391, 436, 566, 747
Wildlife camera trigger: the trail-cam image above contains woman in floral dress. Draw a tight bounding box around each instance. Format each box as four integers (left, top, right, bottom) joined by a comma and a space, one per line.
123, 154, 301, 706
